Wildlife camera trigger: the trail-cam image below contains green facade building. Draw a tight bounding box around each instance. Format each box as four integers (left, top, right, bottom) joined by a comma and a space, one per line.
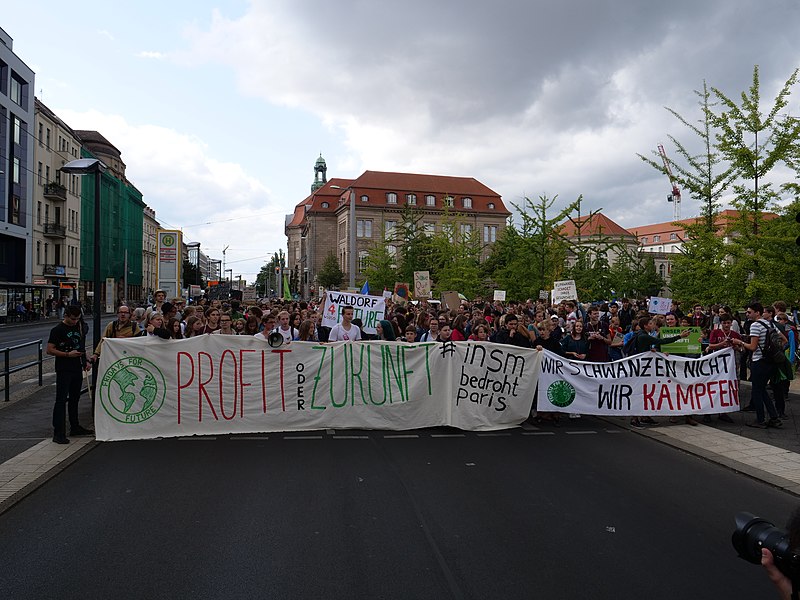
77, 137, 144, 309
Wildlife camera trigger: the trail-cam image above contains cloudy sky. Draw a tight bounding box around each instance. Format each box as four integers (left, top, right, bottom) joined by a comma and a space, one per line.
4, 1, 800, 282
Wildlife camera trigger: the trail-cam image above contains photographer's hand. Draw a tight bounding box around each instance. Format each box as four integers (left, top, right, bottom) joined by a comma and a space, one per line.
762, 548, 792, 600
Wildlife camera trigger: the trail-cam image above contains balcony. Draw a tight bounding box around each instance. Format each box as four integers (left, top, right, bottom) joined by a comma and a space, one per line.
43, 264, 67, 277
43, 183, 67, 201
43, 222, 66, 238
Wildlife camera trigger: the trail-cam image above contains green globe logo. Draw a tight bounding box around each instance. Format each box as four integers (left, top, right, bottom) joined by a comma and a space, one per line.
99, 357, 166, 424
547, 380, 576, 408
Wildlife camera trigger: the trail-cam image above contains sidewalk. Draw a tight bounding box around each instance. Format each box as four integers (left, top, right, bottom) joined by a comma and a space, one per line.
0, 370, 799, 514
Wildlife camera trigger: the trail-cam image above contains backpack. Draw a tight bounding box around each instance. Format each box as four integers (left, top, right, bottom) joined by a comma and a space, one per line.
759, 320, 786, 364
623, 331, 645, 358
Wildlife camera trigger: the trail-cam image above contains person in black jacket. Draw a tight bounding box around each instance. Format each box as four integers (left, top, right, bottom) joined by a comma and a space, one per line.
494, 314, 532, 348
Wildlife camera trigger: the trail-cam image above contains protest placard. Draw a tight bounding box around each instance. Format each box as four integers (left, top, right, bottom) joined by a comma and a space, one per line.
321, 291, 386, 334
94, 337, 541, 441
537, 348, 738, 416
493, 290, 507, 301
647, 296, 671, 315
659, 327, 703, 355
413, 271, 431, 299
552, 280, 577, 304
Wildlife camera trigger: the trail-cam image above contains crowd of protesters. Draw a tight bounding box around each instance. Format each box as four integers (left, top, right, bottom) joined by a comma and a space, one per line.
88, 290, 798, 431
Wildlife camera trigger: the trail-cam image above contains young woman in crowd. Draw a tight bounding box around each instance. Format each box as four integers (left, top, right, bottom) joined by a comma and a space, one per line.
560, 320, 588, 360
297, 319, 316, 341
167, 317, 183, 339
184, 315, 206, 338
203, 307, 221, 334
137, 312, 170, 339
375, 319, 397, 341
214, 312, 236, 335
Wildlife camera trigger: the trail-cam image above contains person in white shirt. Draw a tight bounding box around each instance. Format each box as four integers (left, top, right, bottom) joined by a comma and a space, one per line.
270, 310, 296, 344
328, 305, 361, 342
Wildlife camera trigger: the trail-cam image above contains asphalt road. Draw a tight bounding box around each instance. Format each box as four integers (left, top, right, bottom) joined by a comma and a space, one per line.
0, 315, 115, 363
0, 421, 795, 599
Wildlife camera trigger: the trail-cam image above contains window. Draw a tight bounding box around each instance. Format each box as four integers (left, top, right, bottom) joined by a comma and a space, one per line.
407, 194, 417, 205
659, 264, 665, 278
386, 192, 397, 204
487, 202, 495, 210
462, 197, 472, 209
357, 219, 372, 238
444, 196, 454, 207
460, 224, 473, 237
385, 220, 397, 239
10, 74, 26, 106
37, 162, 42, 185
641, 237, 648, 244
321, 202, 329, 208
426, 195, 435, 206
483, 225, 497, 243
46, 128, 51, 149
387, 245, 397, 265
12, 116, 22, 144
653, 235, 661, 242
669, 233, 677, 240
12, 157, 20, 184
36, 241, 41, 264
360, 195, 369, 203
45, 165, 50, 183
37, 201, 41, 225
423, 222, 435, 235
38, 123, 43, 146
358, 251, 369, 271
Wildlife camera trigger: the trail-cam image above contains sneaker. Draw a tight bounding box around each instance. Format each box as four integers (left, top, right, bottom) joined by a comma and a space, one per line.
569, 414, 581, 419
630, 419, 646, 430
718, 414, 735, 423
778, 413, 789, 419
70, 426, 94, 436
767, 418, 783, 428
53, 435, 70, 444
746, 421, 768, 429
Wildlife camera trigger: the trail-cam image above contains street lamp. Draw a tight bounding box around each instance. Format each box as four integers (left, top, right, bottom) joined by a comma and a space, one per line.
60, 158, 107, 363
330, 185, 356, 288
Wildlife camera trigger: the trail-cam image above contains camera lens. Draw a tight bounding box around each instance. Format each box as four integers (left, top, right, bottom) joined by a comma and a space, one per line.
732, 512, 790, 564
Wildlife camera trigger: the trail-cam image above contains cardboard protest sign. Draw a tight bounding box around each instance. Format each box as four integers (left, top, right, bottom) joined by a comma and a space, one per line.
537, 348, 738, 416
413, 271, 431, 299
321, 291, 386, 334
441, 291, 461, 312
95, 337, 542, 441
552, 280, 577, 304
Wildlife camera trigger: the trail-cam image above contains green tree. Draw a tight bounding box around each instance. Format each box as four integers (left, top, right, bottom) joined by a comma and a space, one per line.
182, 259, 205, 288
482, 194, 575, 300
713, 65, 800, 236
428, 216, 484, 298
317, 251, 344, 290
638, 81, 736, 231
393, 204, 435, 285
662, 224, 727, 305
361, 243, 397, 292
607, 250, 665, 299
255, 250, 285, 296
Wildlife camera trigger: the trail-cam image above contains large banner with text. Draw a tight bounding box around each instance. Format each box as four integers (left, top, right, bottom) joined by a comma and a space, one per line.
95, 337, 541, 441
537, 348, 739, 416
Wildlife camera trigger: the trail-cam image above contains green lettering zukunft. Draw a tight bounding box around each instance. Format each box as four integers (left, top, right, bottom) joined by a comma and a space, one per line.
309, 344, 433, 409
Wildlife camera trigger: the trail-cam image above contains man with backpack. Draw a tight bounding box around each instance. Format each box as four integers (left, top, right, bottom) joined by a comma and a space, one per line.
737, 302, 784, 429
89, 305, 139, 361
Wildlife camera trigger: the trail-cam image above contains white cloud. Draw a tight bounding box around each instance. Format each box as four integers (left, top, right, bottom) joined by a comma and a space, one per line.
136, 51, 166, 60
178, 0, 800, 229
97, 29, 115, 41
57, 109, 282, 279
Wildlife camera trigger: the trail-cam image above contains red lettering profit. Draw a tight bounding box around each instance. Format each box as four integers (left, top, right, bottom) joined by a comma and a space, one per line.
219, 349, 238, 421
176, 352, 194, 425
198, 352, 218, 421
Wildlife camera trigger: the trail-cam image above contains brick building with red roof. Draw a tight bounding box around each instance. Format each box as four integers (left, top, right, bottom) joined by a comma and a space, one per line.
285, 156, 510, 296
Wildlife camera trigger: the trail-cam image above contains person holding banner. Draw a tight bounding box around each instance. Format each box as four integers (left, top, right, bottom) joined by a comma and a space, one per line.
737, 303, 784, 428
561, 320, 588, 360
328, 305, 361, 342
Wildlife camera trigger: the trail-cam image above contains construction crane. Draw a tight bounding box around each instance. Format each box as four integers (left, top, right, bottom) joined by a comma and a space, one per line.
657, 143, 681, 220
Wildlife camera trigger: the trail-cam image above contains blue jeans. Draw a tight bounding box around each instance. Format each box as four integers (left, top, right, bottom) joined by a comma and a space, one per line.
750, 359, 778, 423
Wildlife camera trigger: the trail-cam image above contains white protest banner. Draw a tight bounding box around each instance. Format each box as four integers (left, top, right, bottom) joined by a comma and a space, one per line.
647, 296, 671, 315
322, 291, 386, 334
539, 290, 549, 301
537, 348, 739, 416
493, 290, 507, 301
413, 271, 431, 299
552, 280, 577, 304
94, 337, 541, 441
